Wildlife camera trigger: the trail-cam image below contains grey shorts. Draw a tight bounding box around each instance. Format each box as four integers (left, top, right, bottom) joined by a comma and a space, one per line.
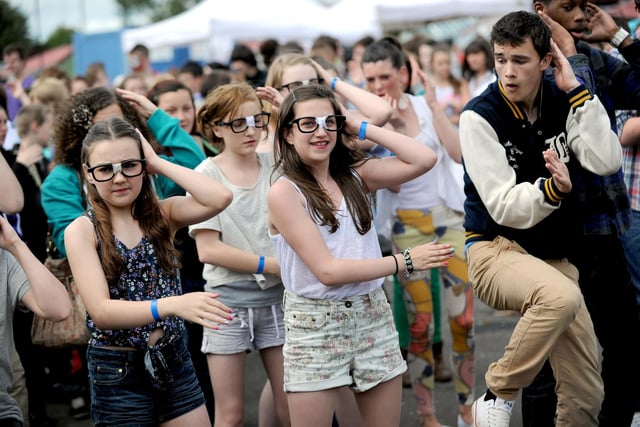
201, 303, 285, 354
283, 287, 406, 393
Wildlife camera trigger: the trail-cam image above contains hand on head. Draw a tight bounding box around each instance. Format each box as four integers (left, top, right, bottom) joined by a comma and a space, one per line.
116, 88, 158, 119
256, 86, 283, 113
549, 39, 580, 93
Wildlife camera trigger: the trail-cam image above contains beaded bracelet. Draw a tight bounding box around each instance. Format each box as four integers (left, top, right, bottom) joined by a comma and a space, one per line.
402, 248, 414, 278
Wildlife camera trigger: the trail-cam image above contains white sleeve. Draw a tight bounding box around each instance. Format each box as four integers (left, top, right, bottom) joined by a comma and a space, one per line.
460, 110, 559, 230
566, 94, 622, 175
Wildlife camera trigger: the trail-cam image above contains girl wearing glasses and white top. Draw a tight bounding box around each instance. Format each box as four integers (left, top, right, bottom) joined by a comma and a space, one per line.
63, 117, 233, 426
189, 82, 292, 427
268, 84, 455, 427
256, 53, 393, 154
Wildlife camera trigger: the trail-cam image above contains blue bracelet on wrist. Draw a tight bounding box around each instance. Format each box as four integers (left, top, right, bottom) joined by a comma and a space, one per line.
358, 121, 368, 140
150, 299, 161, 322
330, 77, 340, 91
257, 255, 265, 274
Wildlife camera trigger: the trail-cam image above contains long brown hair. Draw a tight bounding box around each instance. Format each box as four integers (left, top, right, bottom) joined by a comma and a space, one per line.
81, 117, 180, 285
275, 85, 373, 234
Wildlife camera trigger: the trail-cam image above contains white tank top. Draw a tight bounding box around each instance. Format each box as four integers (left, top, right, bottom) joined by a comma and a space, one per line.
397, 95, 443, 210
269, 178, 383, 300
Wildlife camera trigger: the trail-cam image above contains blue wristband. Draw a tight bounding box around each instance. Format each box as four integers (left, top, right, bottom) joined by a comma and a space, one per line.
330, 77, 340, 91
150, 299, 161, 322
358, 121, 368, 140
257, 255, 265, 274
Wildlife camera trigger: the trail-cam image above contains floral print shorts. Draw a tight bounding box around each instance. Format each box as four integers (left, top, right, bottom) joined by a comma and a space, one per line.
283, 287, 407, 393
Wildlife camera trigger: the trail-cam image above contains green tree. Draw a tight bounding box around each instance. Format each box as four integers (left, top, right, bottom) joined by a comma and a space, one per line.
115, 0, 154, 27
0, 0, 32, 52
44, 27, 75, 49
150, 0, 199, 22
116, 0, 202, 26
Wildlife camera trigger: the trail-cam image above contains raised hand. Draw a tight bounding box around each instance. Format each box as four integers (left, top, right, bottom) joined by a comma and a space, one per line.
580, 2, 621, 44
256, 86, 284, 114
543, 148, 571, 194
116, 88, 158, 119
549, 39, 581, 93
537, 9, 577, 57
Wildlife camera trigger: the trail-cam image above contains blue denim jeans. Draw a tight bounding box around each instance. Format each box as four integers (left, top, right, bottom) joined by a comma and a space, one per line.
87, 338, 205, 426
620, 209, 640, 306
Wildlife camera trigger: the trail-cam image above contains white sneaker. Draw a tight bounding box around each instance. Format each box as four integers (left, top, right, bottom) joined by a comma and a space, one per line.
631, 411, 640, 427
471, 392, 513, 427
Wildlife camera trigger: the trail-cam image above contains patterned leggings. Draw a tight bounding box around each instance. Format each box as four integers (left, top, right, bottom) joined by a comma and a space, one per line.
391, 207, 475, 414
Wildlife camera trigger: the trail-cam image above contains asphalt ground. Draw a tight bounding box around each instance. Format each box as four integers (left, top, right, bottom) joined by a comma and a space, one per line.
46, 281, 523, 427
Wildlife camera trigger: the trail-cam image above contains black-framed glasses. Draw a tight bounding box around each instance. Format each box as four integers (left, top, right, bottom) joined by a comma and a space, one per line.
86, 159, 146, 182
288, 115, 346, 133
276, 78, 324, 93
216, 112, 270, 133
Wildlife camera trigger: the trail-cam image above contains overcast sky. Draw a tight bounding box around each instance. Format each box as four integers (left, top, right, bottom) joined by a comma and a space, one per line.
8, 0, 140, 41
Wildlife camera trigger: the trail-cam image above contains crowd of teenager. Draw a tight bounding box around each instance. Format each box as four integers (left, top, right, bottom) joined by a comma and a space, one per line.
1, 1, 640, 426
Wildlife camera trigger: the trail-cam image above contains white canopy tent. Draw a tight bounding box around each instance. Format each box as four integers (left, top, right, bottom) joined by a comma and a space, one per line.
375, 0, 531, 25
121, 0, 212, 52
122, 0, 382, 58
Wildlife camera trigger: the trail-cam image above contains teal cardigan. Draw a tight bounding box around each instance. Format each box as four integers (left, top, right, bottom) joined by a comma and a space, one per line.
41, 109, 205, 256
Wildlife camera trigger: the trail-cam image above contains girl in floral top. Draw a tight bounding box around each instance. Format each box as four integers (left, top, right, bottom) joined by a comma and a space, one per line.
64, 117, 233, 426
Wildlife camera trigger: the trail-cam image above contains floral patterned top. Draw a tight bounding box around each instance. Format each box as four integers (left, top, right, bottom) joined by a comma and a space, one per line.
85, 211, 184, 350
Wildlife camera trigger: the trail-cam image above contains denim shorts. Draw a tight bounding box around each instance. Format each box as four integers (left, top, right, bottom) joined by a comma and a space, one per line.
87, 338, 205, 426
283, 287, 406, 393
201, 303, 285, 354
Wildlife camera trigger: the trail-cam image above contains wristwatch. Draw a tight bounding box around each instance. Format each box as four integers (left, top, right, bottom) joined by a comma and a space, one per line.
610, 27, 630, 48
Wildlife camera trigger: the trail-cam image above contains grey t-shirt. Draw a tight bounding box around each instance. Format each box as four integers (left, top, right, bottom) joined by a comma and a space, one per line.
0, 249, 30, 422
189, 152, 283, 307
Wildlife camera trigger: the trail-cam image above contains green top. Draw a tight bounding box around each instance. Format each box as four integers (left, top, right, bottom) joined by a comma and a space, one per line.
41, 108, 206, 256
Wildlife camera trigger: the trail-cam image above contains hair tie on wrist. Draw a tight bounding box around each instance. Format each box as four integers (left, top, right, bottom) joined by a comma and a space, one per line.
358, 121, 368, 140
257, 255, 265, 274
330, 77, 340, 91
392, 255, 399, 276
150, 299, 161, 322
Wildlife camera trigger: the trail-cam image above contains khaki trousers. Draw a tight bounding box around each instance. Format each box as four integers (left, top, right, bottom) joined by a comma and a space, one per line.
467, 236, 603, 426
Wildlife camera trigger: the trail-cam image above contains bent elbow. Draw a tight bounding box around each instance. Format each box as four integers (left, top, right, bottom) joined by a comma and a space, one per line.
418, 151, 438, 173
49, 303, 73, 322
315, 270, 341, 287
370, 108, 393, 127
221, 190, 233, 209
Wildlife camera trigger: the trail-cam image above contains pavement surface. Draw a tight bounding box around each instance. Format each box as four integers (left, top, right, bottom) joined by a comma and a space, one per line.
45, 281, 523, 427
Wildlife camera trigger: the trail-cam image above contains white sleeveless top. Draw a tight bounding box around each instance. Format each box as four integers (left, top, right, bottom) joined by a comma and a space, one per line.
396, 95, 465, 213
269, 178, 383, 300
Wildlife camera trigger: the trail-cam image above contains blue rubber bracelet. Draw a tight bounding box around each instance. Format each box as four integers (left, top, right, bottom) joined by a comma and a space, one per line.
358, 121, 368, 140
330, 77, 340, 91
150, 299, 161, 322
257, 255, 265, 274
